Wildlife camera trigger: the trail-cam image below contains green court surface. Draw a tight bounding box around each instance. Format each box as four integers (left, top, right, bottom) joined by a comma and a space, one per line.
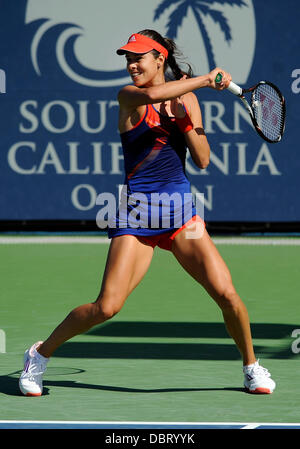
0, 236, 300, 426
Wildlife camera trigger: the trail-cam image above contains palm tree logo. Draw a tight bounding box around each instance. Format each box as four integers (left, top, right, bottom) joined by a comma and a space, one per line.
154, 0, 247, 71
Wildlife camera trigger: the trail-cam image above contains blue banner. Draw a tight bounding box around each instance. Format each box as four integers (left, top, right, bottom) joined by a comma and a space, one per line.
0, 0, 299, 222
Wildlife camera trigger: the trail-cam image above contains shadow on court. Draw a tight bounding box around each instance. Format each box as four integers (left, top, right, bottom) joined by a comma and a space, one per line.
51, 321, 296, 360
86, 321, 298, 339
43, 382, 245, 396
0, 373, 245, 397
2, 322, 295, 397
53, 341, 293, 360
55, 341, 243, 360
0, 367, 85, 397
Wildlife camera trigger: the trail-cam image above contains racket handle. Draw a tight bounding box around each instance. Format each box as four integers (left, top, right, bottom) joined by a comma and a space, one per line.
227, 81, 242, 96
215, 73, 243, 96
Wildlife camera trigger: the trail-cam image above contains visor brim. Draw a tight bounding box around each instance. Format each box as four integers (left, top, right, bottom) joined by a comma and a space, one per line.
116, 43, 154, 55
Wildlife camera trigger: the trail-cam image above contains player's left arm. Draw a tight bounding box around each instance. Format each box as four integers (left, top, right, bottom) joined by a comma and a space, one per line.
181, 92, 210, 169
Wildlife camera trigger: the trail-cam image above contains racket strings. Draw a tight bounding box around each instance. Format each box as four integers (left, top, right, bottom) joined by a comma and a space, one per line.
252, 83, 284, 142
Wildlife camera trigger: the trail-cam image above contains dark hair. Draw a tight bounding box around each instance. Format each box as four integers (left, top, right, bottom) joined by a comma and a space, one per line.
137, 29, 193, 80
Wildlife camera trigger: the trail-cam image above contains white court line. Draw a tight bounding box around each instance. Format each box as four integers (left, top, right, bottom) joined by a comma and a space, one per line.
0, 420, 299, 429
213, 237, 300, 246
241, 423, 260, 429
0, 236, 300, 245
0, 236, 109, 244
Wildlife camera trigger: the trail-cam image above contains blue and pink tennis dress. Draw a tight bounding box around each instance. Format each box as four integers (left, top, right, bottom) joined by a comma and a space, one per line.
108, 103, 203, 251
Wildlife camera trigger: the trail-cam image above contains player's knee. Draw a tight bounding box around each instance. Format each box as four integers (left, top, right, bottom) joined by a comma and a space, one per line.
216, 285, 240, 312
93, 293, 124, 323
99, 304, 118, 321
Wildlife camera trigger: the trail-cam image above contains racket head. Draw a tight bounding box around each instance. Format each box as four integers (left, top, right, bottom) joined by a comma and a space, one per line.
248, 81, 286, 143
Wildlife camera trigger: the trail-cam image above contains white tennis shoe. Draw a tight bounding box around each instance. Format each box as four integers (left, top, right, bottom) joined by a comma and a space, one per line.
19, 341, 48, 396
243, 360, 276, 394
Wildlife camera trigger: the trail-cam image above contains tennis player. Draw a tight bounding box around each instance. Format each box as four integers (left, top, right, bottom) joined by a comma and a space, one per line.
19, 29, 275, 396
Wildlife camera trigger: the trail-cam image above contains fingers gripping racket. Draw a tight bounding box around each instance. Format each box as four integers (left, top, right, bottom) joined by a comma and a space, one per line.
215, 73, 286, 143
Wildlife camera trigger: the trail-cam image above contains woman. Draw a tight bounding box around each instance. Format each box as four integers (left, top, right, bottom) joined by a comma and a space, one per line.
19, 30, 275, 396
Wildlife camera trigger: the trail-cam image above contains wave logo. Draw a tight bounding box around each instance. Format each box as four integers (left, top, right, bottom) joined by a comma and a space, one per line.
26, 0, 255, 88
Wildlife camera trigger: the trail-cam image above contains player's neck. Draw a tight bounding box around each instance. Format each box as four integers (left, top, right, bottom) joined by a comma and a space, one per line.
144, 73, 166, 88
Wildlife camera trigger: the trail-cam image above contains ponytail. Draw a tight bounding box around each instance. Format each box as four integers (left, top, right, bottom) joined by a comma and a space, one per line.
163, 37, 193, 80
137, 29, 194, 80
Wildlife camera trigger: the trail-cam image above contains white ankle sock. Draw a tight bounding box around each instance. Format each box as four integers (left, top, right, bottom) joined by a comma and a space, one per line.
243, 360, 258, 371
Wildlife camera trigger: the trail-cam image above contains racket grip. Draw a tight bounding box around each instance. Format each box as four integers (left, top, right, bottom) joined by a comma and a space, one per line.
215, 72, 243, 96
227, 81, 242, 96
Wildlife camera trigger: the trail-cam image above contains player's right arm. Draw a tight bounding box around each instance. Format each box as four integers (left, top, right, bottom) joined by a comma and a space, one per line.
117, 68, 231, 109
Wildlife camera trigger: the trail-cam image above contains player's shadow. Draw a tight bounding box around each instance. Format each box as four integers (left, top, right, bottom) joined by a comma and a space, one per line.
42, 381, 245, 395
55, 341, 242, 360
52, 321, 296, 360
0, 373, 245, 397
0, 367, 85, 397
3, 322, 295, 396
86, 321, 297, 339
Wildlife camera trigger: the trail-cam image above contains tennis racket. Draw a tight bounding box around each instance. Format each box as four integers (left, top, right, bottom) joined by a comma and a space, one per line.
215, 73, 286, 143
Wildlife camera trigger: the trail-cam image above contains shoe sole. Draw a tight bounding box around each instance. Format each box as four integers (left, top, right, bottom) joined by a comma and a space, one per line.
245, 386, 273, 394
24, 392, 42, 397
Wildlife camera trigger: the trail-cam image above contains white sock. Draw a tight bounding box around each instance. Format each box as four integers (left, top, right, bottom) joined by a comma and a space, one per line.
243, 360, 258, 371
35, 348, 49, 362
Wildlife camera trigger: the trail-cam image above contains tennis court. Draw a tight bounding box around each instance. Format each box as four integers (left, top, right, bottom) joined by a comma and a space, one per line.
0, 235, 299, 429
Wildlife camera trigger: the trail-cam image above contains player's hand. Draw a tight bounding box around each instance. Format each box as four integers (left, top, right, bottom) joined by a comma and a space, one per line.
170, 96, 186, 118
208, 68, 232, 90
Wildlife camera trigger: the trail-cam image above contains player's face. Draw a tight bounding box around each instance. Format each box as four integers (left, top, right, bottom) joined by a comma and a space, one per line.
125, 52, 162, 87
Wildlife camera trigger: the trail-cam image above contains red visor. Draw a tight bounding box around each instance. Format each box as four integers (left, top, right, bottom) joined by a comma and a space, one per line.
117, 33, 168, 58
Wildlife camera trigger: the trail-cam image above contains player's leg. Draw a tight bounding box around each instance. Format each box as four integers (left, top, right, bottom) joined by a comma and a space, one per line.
38, 235, 154, 358
171, 224, 275, 393
19, 234, 154, 395
172, 224, 255, 366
